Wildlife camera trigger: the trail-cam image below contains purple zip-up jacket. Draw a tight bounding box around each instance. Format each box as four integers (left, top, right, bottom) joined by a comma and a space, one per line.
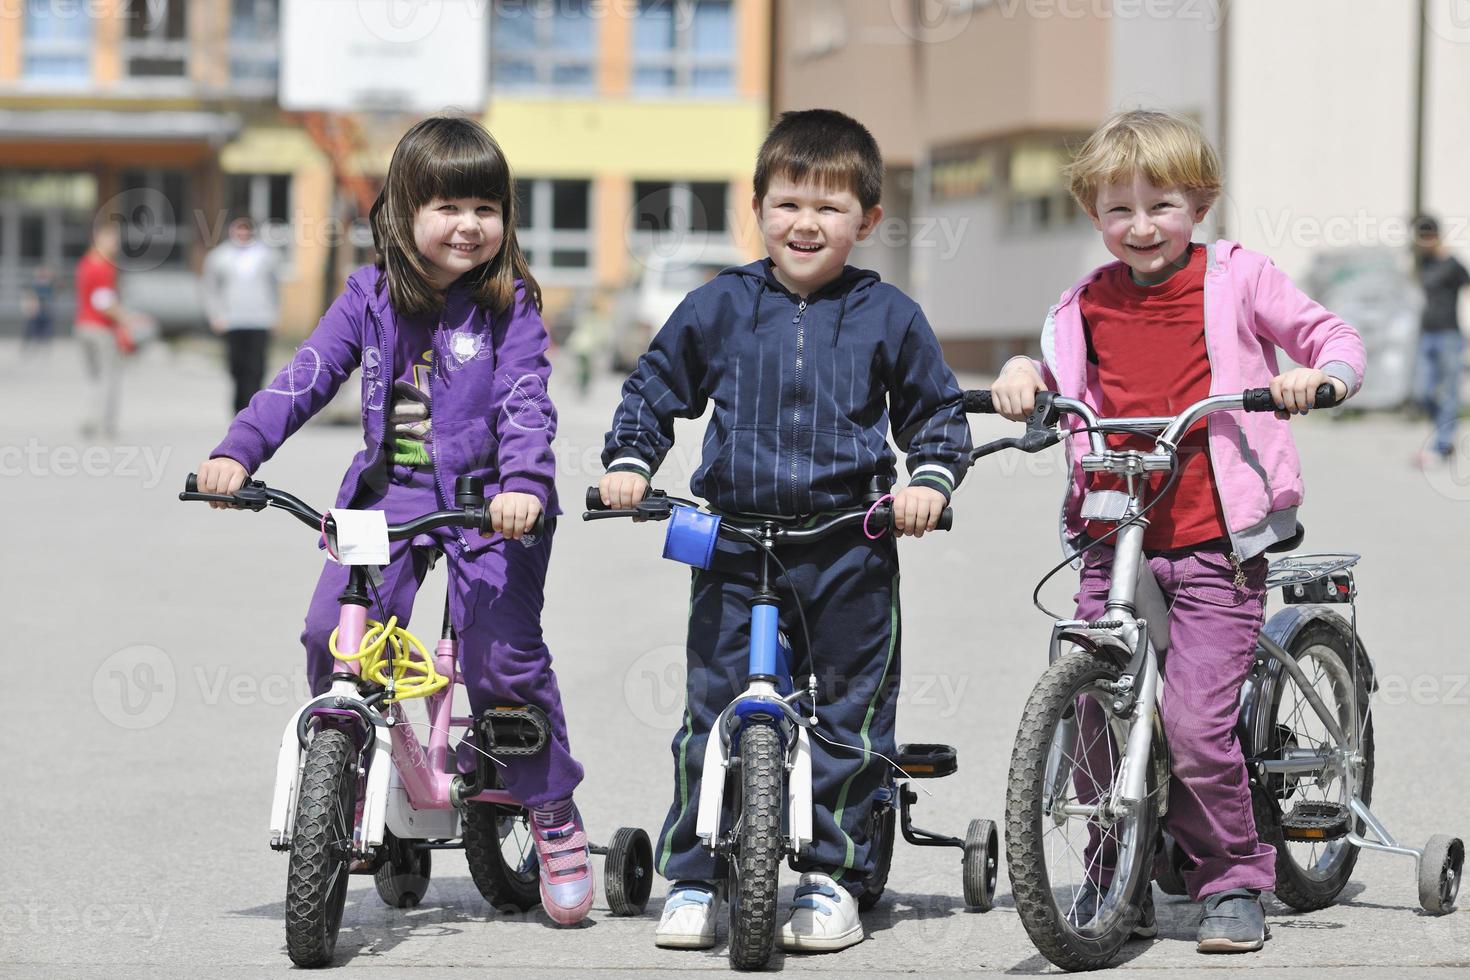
211, 265, 559, 554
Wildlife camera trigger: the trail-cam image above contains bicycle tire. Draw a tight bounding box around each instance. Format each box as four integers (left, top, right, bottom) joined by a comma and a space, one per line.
1006, 651, 1157, 972
463, 801, 541, 913
285, 729, 357, 968
1249, 619, 1374, 912
373, 829, 432, 908
858, 795, 896, 912
727, 723, 784, 970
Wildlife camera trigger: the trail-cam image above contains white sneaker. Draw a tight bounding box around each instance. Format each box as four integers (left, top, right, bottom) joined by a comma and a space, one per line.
654, 883, 719, 949
779, 872, 864, 952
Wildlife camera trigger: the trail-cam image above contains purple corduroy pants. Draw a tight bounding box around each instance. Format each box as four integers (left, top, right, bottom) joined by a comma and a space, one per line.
1071, 543, 1277, 901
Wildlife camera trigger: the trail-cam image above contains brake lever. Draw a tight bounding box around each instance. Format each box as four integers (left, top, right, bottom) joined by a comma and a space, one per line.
970, 428, 1061, 461
581, 498, 675, 522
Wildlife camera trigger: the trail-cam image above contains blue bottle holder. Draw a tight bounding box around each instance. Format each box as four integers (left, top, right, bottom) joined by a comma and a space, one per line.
663, 506, 721, 569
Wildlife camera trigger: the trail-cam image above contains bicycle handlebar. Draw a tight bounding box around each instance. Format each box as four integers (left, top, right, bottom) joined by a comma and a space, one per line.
179, 473, 545, 540
963, 384, 1341, 462
583, 486, 953, 538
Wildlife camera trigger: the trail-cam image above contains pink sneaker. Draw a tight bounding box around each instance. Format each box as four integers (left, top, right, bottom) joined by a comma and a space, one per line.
530, 802, 595, 925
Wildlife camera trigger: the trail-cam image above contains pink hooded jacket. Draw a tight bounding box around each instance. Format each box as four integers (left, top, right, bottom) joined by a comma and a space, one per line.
1030, 240, 1367, 560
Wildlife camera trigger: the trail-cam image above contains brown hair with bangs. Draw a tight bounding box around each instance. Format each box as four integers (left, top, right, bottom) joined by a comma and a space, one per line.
369, 115, 541, 317
753, 109, 884, 211
1065, 110, 1222, 217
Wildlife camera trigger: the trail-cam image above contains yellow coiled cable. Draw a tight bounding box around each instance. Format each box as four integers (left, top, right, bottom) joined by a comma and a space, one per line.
328, 616, 448, 702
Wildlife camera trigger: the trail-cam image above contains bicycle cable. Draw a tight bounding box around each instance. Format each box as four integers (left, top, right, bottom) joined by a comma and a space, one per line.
1030, 457, 1184, 621
717, 523, 817, 680
807, 725, 932, 796
719, 520, 931, 792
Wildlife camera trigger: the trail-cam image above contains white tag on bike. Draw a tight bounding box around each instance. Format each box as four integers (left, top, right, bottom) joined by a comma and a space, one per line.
331, 509, 390, 565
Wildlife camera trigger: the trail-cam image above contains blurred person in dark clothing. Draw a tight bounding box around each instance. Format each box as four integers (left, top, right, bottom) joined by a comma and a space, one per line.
1412, 215, 1469, 466
21, 265, 56, 353
203, 217, 280, 413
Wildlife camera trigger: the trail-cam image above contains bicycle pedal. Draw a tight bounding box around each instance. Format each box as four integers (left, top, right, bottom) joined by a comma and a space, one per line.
478, 705, 550, 757
895, 743, 957, 779
1281, 801, 1350, 841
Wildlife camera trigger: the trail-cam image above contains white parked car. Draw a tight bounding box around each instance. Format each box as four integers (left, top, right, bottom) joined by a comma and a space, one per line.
611, 245, 751, 372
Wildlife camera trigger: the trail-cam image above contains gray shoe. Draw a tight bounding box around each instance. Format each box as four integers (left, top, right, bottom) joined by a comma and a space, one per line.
1197, 888, 1268, 953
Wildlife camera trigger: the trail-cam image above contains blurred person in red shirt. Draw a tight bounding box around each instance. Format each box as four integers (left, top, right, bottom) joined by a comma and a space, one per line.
74, 221, 140, 438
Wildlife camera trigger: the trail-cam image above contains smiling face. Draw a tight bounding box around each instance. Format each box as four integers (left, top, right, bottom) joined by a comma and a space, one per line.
753, 175, 881, 297
412, 196, 505, 290
1090, 173, 1210, 284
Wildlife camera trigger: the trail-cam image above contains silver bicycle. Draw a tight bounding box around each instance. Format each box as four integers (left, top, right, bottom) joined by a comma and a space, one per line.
965, 386, 1464, 971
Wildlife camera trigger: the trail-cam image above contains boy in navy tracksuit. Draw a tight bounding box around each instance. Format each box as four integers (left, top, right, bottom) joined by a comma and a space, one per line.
599, 109, 971, 953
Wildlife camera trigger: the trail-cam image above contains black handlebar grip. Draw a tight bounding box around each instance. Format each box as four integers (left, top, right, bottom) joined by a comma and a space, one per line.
1241, 388, 1275, 412
585, 486, 610, 511
1242, 383, 1342, 413
936, 507, 954, 531
186, 472, 199, 493
963, 390, 995, 414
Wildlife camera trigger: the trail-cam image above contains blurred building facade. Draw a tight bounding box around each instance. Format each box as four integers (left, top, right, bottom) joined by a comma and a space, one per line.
0, 0, 329, 334
773, 0, 1468, 372
0, 0, 770, 337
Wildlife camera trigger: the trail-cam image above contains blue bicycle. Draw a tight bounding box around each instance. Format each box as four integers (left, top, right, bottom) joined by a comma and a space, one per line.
586, 486, 997, 969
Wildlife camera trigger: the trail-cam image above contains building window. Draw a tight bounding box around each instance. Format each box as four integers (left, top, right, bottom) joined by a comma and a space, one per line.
0, 172, 97, 292
22, 3, 93, 83
123, 0, 188, 80
633, 0, 735, 94
230, 0, 279, 92
630, 180, 729, 253
1004, 141, 1089, 233
492, 0, 597, 91
114, 169, 191, 267
226, 173, 293, 262
515, 178, 594, 282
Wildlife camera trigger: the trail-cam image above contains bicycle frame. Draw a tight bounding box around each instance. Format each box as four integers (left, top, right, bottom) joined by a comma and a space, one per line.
1040, 393, 1364, 827
267, 564, 519, 857
694, 521, 815, 857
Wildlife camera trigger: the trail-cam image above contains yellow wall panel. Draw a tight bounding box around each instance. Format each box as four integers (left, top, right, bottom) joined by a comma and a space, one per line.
486, 99, 768, 180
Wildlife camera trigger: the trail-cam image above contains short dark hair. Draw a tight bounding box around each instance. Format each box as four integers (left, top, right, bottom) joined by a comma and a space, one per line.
1413, 214, 1441, 238
753, 109, 883, 211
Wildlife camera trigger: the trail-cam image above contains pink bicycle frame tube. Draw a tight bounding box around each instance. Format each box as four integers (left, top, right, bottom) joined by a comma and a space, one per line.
383, 634, 516, 810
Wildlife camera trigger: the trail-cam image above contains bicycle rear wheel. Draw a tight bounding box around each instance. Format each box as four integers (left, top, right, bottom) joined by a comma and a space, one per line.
727, 722, 784, 970
1006, 651, 1157, 972
285, 729, 357, 968
1250, 620, 1374, 911
463, 801, 541, 913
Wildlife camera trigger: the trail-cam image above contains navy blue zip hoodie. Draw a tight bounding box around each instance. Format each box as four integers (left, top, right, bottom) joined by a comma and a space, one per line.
602, 259, 971, 516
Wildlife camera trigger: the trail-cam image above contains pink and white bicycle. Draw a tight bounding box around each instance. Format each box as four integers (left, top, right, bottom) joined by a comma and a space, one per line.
181, 473, 653, 967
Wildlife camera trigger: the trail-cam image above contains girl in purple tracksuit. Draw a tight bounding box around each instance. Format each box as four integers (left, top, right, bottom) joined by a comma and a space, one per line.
194, 116, 593, 925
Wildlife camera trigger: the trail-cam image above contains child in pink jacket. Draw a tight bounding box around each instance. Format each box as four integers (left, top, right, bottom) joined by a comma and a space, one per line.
992, 110, 1366, 954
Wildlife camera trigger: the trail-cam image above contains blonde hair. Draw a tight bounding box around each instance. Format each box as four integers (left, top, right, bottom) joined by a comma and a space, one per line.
1065, 110, 1221, 216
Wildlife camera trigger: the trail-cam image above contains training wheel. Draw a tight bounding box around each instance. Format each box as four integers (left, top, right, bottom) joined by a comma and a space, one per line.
1419, 835, 1464, 915
962, 818, 998, 911
605, 826, 654, 916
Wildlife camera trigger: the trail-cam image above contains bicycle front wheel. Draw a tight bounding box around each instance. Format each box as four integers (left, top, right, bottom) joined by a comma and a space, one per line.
285, 728, 358, 968
727, 722, 784, 970
1006, 651, 1157, 972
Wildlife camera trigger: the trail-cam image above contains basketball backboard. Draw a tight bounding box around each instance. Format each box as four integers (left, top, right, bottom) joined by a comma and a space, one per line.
279, 0, 490, 113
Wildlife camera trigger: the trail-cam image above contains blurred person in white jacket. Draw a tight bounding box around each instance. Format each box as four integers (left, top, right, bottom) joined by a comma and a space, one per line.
203, 217, 280, 413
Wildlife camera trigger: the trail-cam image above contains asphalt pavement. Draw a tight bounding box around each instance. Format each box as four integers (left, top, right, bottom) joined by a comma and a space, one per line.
4, 338, 1469, 978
